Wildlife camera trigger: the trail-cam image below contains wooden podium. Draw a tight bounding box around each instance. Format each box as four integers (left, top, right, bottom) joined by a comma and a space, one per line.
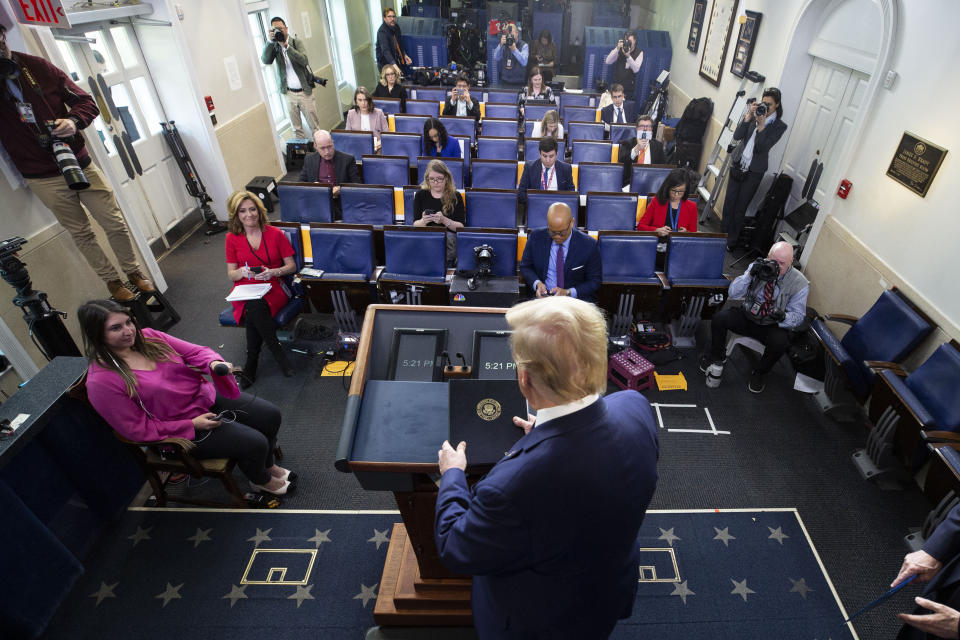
335, 305, 513, 625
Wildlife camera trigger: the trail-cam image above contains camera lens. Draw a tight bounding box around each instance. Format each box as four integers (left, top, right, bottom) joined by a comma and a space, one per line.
50, 141, 90, 190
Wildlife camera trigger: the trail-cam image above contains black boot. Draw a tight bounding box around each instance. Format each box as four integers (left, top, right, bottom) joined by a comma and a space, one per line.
239, 350, 260, 389
268, 343, 295, 377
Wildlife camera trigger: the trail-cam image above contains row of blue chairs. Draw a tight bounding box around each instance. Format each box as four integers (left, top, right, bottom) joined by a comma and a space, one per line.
406, 86, 598, 109
385, 101, 602, 129
280, 183, 662, 231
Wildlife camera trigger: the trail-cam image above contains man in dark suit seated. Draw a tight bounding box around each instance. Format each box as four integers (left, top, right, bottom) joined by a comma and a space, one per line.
517, 136, 575, 203
441, 75, 480, 121
298, 129, 360, 219
618, 115, 666, 187
518, 202, 602, 303
893, 503, 960, 639
435, 295, 659, 639
600, 83, 637, 126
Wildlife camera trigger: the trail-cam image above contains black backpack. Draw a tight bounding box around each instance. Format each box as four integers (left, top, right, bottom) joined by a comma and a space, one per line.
674, 97, 713, 144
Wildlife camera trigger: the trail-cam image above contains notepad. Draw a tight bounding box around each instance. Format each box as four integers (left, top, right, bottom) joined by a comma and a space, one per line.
225, 284, 272, 301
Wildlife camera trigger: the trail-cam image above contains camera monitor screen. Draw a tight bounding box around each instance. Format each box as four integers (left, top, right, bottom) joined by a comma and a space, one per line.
471, 330, 516, 380
387, 328, 447, 382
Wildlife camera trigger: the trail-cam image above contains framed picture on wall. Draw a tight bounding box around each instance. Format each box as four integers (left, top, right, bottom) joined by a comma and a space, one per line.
730, 11, 762, 78
699, 0, 739, 87
687, 0, 708, 53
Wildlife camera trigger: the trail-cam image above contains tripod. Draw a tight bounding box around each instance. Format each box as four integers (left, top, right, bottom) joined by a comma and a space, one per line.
160, 121, 226, 236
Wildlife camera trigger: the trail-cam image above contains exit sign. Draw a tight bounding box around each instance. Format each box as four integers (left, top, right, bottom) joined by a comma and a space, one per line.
10, 0, 72, 28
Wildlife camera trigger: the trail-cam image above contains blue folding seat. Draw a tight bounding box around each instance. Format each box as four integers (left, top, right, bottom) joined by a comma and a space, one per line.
417, 157, 464, 189
381, 132, 422, 167
340, 185, 395, 225
609, 123, 635, 143
440, 116, 477, 143
572, 141, 613, 164
393, 114, 429, 134
404, 99, 440, 116
578, 162, 623, 195
525, 190, 579, 230
597, 231, 662, 333
402, 185, 419, 226
568, 122, 605, 142
484, 89, 518, 104
524, 138, 565, 162
482, 118, 519, 137
412, 87, 446, 101
523, 103, 554, 123
331, 130, 373, 164
465, 189, 518, 229
663, 233, 731, 347
471, 159, 518, 190
278, 182, 332, 223
456, 230, 519, 276
562, 105, 597, 124
586, 193, 638, 231
630, 165, 674, 195
376, 97, 403, 116
362, 155, 409, 187
380, 227, 448, 304
304, 224, 376, 330
559, 93, 597, 109
477, 136, 518, 161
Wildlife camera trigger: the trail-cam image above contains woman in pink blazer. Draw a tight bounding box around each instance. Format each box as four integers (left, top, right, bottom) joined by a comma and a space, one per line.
345, 86, 388, 151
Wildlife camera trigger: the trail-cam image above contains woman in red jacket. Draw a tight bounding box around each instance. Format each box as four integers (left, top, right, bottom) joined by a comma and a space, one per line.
636, 169, 698, 236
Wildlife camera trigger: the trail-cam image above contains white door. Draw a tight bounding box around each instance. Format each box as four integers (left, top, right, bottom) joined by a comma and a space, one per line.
780, 58, 870, 216
54, 24, 195, 249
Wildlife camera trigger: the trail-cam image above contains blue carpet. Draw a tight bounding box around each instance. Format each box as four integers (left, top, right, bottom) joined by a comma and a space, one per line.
45, 509, 855, 639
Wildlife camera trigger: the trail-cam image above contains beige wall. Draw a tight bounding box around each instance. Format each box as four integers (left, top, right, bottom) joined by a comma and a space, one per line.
217, 103, 286, 187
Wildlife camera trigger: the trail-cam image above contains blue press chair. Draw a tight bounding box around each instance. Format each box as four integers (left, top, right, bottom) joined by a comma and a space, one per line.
562, 105, 598, 124
440, 116, 477, 144
525, 190, 579, 230
381, 132, 422, 167
402, 185, 419, 226
631, 166, 674, 195
572, 141, 613, 164
568, 122, 606, 142
523, 103, 554, 123
663, 233, 731, 347
483, 103, 519, 119
471, 159, 518, 190
380, 227, 448, 305
524, 138, 565, 162
559, 93, 597, 109
412, 87, 446, 101
376, 97, 403, 116
465, 189, 518, 229
278, 182, 333, 224
585, 193, 638, 231
362, 155, 409, 187
477, 136, 518, 161
393, 114, 430, 134
340, 184, 395, 225
482, 118, 519, 138
609, 123, 635, 143
305, 223, 376, 330
417, 157, 464, 189
456, 230, 519, 277
485, 89, 519, 104
331, 130, 374, 164
597, 231, 663, 332
578, 163, 624, 195
404, 99, 441, 116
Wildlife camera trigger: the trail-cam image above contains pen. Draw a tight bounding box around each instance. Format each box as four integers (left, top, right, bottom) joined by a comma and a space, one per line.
244, 261, 249, 278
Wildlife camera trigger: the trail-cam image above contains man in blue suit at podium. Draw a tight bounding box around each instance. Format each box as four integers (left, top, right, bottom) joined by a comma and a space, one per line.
435, 296, 660, 639
517, 202, 602, 303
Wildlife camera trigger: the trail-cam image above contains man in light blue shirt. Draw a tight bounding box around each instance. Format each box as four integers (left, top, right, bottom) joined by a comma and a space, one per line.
493, 23, 529, 87
700, 241, 809, 393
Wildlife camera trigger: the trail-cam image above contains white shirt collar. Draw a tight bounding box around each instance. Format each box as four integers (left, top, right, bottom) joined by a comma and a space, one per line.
534, 393, 599, 428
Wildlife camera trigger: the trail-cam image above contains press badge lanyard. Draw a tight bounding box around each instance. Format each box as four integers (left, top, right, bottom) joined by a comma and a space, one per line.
541, 166, 553, 190
668, 204, 679, 231
245, 234, 272, 269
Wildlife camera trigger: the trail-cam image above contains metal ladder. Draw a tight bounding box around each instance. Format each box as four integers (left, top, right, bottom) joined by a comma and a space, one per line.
697, 71, 766, 225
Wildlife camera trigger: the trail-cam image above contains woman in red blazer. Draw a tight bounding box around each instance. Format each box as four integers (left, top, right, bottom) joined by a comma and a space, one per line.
637, 168, 698, 236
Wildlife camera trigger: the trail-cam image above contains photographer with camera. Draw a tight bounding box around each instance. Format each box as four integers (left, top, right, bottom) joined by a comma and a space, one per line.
699, 241, 809, 393
442, 75, 480, 121
261, 17, 321, 140
604, 32, 643, 99
0, 24, 153, 302
723, 87, 787, 251
494, 23, 529, 88
376, 7, 412, 72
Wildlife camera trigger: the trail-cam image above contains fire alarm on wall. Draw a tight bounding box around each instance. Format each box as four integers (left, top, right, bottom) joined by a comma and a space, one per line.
204, 96, 215, 112
837, 179, 852, 199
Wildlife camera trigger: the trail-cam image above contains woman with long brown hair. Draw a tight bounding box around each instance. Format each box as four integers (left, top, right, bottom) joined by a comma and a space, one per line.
413, 159, 465, 266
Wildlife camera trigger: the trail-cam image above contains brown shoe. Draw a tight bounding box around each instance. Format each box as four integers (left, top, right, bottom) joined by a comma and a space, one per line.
107, 279, 135, 301
126, 270, 155, 293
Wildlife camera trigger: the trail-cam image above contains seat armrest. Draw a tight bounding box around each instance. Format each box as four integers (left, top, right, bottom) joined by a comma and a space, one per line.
922, 431, 960, 444
823, 313, 859, 325
865, 361, 907, 376
656, 272, 669, 288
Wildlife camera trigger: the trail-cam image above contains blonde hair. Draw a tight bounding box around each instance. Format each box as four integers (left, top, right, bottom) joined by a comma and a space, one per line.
506, 296, 608, 404
379, 64, 401, 86
540, 109, 560, 137
226, 191, 269, 235
419, 159, 458, 214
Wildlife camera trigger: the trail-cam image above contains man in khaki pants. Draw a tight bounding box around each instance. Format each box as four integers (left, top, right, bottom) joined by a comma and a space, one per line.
261, 17, 320, 140
0, 24, 152, 302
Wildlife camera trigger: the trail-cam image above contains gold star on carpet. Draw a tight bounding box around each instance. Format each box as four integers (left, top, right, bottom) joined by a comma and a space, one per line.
247, 527, 272, 547
657, 527, 681, 547
127, 526, 152, 547
88, 581, 118, 606
768, 526, 790, 545
187, 528, 212, 548
155, 582, 183, 607
730, 578, 756, 602
713, 526, 736, 547
288, 584, 314, 608
353, 583, 378, 607
307, 528, 332, 547
222, 584, 248, 607
670, 580, 695, 605
368, 528, 390, 550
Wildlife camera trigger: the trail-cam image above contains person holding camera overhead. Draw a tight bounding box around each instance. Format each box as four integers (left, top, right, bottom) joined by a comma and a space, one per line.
699, 241, 809, 393
723, 87, 787, 250
494, 23, 529, 88
261, 16, 320, 140
604, 32, 643, 99
0, 23, 152, 302
442, 75, 480, 121
413, 159, 465, 266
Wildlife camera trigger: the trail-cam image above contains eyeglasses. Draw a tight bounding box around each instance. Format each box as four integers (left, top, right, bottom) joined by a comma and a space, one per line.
669, 187, 686, 195
385, 72, 396, 77
428, 176, 446, 183
548, 225, 570, 237
385, 13, 396, 19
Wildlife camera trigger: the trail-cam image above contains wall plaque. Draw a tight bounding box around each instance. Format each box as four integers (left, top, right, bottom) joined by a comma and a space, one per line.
687, 0, 708, 53
886, 132, 947, 197
699, 0, 739, 87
